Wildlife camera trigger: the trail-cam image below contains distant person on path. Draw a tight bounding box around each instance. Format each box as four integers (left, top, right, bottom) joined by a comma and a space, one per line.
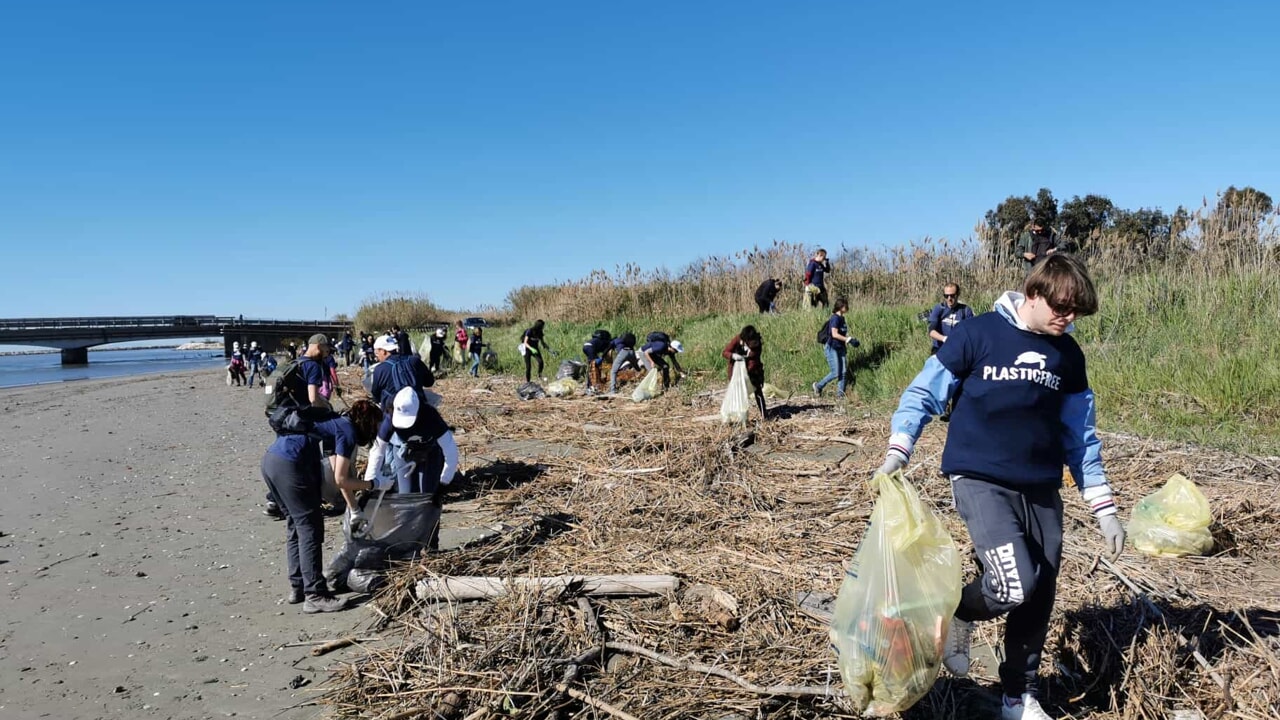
607, 332, 640, 394
812, 298, 857, 399
754, 278, 784, 313
804, 249, 832, 308
875, 254, 1123, 720
1016, 220, 1059, 273
582, 329, 613, 391
287, 342, 298, 361
723, 325, 766, 418
520, 319, 547, 382
427, 328, 447, 374
228, 343, 247, 386
246, 342, 263, 388
467, 326, 485, 377
260, 398, 386, 613
338, 332, 354, 366
928, 282, 976, 354
392, 325, 414, 357
639, 332, 684, 390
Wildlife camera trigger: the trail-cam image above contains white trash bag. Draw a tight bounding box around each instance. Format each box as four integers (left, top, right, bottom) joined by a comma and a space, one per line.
720, 359, 750, 424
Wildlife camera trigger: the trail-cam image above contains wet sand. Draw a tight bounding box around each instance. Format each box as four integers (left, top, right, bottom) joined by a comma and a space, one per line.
1, 370, 407, 719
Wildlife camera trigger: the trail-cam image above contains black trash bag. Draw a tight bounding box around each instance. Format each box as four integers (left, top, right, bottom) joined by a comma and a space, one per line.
346, 568, 387, 594
325, 493, 442, 587
517, 382, 546, 400
556, 359, 586, 381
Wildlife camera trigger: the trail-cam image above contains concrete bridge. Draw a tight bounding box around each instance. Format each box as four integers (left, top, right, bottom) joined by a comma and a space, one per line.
0, 316, 351, 365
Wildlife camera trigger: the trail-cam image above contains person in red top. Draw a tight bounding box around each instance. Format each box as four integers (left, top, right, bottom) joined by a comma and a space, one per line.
454, 320, 469, 359
722, 325, 766, 419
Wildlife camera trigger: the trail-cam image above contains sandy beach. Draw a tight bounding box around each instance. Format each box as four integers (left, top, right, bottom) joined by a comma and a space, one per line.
1, 369, 409, 720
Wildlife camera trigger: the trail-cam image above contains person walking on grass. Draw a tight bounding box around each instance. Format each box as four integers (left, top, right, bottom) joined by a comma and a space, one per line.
722, 325, 766, 419
467, 326, 485, 377
1015, 219, 1059, 274
428, 328, 447, 374
454, 320, 469, 362
804, 248, 832, 308
812, 298, 857, 398
520, 319, 547, 382
260, 399, 387, 613
875, 254, 1125, 720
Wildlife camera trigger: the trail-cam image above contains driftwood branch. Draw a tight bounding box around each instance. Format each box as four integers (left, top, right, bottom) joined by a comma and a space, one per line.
416, 575, 679, 602
603, 641, 838, 698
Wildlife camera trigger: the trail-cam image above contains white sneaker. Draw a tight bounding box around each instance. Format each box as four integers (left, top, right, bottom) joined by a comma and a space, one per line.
942, 617, 973, 677
1001, 693, 1054, 720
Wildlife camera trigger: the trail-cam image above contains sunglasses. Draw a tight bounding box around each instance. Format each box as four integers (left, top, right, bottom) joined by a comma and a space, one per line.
1046, 299, 1081, 318
942, 293, 958, 299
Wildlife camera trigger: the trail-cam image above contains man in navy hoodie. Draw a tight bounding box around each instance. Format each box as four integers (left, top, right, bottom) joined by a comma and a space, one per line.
875, 254, 1125, 720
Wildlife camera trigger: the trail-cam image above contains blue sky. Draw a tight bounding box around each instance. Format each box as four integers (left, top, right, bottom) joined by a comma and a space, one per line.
2, 1, 1277, 321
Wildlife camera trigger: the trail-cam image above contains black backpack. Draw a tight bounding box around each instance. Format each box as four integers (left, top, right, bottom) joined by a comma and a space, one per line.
265, 358, 326, 434
621, 332, 636, 348
590, 329, 612, 345
816, 320, 832, 345
646, 331, 671, 345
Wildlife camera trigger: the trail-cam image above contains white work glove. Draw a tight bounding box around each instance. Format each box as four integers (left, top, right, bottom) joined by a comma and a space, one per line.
875, 449, 908, 478
1098, 514, 1125, 562
369, 468, 397, 491
731, 353, 745, 361
347, 507, 370, 538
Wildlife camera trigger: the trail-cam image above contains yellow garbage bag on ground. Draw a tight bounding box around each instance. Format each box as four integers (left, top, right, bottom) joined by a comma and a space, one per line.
830, 471, 961, 716
545, 378, 578, 398
630, 367, 662, 402
1129, 473, 1214, 557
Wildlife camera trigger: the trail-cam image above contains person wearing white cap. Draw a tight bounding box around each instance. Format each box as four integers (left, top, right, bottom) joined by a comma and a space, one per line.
368, 335, 435, 411
364, 387, 459, 497
639, 333, 685, 390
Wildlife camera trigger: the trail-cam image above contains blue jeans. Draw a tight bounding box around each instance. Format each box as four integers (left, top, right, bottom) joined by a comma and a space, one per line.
816, 344, 846, 396
247, 363, 260, 388
469, 351, 481, 376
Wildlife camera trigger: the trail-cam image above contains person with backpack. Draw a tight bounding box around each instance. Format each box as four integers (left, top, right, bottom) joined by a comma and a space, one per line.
369, 334, 434, 410
260, 398, 388, 613
364, 387, 459, 496
520, 320, 547, 382
875, 255, 1124, 720
804, 249, 832, 308
467, 326, 485, 377
582, 329, 613, 391
723, 325, 766, 418
639, 332, 684, 390
812, 299, 858, 399
607, 331, 640, 394
754, 278, 783, 313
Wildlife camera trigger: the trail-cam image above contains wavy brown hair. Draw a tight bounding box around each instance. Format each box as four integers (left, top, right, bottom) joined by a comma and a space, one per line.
344, 399, 384, 446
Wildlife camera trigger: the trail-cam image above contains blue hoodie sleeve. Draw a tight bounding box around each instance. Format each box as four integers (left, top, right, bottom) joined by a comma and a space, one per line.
887, 356, 960, 460
1060, 388, 1117, 516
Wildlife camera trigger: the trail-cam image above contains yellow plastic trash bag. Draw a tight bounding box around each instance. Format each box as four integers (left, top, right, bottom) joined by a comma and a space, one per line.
451, 344, 464, 364
761, 382, 789, 400
545, 378, 578, 398
720, 360, 750, 424
630, 367, 662, 402
1128, 474, 1214, 557
830, 471, 962, 716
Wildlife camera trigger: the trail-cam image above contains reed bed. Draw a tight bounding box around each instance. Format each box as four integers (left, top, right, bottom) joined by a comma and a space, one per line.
320, 375, 1280, 720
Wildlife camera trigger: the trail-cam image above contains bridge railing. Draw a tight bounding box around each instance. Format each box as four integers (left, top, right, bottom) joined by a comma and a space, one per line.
0, 315, 221, 330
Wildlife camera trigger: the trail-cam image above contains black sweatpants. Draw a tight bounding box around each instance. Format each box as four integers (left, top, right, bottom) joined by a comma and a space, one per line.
951, 475, 1063, 698
523, 349, 543, 382
261, 452, 328, 596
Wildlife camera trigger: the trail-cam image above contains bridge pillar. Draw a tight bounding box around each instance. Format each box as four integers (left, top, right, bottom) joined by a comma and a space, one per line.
61, 347, 89, 365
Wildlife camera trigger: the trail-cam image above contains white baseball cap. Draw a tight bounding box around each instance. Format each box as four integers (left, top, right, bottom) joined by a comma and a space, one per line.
391, 387, 420, 429
374, 335, 398, 352
670, 340, 684, 353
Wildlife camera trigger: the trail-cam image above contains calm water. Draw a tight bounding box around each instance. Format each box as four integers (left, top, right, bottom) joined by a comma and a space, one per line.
0, 347, 226, 389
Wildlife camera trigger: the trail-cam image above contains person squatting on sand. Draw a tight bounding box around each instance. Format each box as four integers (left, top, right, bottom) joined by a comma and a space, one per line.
722, 325, 766, 418
876, 254, 1125, 720
259, 399, 387, 613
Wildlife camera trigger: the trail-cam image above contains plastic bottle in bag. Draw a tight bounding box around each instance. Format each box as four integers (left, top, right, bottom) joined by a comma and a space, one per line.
829, 471, 961, 716
1128, 473, 1214, 557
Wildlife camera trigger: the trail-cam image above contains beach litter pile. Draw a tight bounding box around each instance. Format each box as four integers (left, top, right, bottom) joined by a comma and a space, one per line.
320, 373, 1280, 720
